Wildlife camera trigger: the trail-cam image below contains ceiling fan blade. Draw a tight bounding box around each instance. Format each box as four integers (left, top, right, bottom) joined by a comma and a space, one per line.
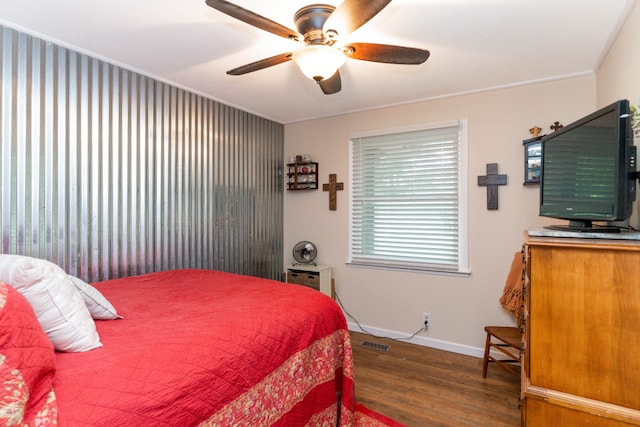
318, 71, 342, 95
323, 0, 391, 37
227, 53, 293, 75
345, 43, 430, 64
205, 0, 300, 41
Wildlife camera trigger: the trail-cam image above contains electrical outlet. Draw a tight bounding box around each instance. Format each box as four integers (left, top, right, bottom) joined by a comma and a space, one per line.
422, 312, 431, 329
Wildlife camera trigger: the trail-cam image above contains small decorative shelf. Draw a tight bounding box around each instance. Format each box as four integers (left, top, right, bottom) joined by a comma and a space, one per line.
287, 162, 318, 191
523, 137, 541, 185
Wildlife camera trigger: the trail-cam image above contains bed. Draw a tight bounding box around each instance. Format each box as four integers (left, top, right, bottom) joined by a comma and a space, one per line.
0, 256, 357, 426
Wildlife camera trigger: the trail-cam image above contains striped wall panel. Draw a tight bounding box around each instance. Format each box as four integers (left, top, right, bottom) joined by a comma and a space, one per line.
0, 25, 284, 282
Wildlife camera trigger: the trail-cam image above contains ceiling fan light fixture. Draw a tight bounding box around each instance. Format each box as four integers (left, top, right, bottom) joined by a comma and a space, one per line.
292, 44, 345, 81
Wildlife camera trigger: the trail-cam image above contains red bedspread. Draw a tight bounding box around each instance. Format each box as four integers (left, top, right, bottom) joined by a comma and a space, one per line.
53, 269, 355, 426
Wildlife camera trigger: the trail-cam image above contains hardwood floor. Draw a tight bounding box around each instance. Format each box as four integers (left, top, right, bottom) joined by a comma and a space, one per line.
350, 331, 521, 427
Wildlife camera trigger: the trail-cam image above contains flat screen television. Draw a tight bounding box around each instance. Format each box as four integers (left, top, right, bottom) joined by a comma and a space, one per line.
539, 99, 637, 232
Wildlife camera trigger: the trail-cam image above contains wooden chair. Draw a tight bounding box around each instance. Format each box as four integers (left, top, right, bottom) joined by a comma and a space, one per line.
482, 325, 522, 378
482, 251, 525, 378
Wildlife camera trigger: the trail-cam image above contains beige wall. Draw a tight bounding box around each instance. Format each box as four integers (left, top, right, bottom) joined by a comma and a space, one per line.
597, 0, 640, 108
284, 2, 639, 354
597, 0, 640, 224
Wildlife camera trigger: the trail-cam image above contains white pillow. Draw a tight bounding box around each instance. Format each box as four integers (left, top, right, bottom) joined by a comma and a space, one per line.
0, 254, 102, 352
69, 275, 122, 320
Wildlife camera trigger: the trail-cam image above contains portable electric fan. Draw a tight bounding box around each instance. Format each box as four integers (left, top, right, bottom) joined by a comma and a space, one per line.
292, 241, 318, 265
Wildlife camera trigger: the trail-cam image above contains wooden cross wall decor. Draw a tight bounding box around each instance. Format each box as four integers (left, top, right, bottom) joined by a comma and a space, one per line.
550, 121, 564, 132
322, 174, 344, 211
477, 163, 507, 210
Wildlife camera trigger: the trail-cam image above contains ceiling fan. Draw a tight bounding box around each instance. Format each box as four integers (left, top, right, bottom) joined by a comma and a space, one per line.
205, 0, 430, 94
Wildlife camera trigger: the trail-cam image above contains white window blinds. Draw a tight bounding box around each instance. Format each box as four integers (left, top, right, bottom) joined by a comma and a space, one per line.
349, 121, 467, 273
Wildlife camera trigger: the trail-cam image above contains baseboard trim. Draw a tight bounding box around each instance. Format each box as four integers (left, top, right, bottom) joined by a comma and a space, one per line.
347, 321, 485, 358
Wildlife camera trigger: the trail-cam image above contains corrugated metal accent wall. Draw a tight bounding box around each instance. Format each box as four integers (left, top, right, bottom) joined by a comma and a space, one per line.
0, 25, 284, 282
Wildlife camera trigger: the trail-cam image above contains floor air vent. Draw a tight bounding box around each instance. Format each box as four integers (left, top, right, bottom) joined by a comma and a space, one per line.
361, 341, 390, 351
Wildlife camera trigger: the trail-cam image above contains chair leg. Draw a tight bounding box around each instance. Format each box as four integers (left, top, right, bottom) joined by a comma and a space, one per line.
482, 331, 491, 378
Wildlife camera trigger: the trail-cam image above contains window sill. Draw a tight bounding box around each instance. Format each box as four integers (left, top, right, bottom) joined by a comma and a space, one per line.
346, 261, 471, 277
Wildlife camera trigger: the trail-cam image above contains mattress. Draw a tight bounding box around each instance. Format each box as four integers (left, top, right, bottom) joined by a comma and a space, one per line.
52, 269, 355, 426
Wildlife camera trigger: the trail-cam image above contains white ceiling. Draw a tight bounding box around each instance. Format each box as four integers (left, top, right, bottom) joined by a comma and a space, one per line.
0, 0, 635, 124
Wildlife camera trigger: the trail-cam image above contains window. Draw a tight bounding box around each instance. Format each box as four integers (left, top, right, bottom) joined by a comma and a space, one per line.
349, 120, 468, 274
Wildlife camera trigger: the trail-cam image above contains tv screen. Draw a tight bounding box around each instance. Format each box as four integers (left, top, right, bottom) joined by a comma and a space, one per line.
539, 99, 636, 232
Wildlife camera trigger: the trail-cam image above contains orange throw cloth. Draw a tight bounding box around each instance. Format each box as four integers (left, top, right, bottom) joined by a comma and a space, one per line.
498, 251, 525, 326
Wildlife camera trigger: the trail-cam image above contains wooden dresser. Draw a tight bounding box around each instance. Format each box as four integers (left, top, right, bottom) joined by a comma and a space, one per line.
522, 237, 640, 426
